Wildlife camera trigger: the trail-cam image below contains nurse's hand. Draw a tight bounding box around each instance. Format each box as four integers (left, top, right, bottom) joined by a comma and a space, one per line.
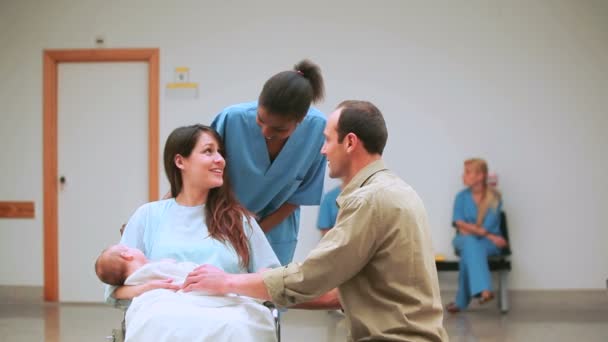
182, 264, 229, 295
488, 234, 507, 249
458, 227, 470, 235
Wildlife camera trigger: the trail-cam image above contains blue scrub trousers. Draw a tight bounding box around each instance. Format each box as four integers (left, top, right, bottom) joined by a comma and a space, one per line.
453, 235, 501, 309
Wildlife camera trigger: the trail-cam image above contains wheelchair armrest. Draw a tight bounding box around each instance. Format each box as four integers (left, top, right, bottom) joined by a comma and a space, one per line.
263, 301, 279, 318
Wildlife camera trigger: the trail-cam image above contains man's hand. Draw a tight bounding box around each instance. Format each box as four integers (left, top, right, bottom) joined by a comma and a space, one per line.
182, 264, 230, 295
293, 288, 342, 310
183, 265, 272, 301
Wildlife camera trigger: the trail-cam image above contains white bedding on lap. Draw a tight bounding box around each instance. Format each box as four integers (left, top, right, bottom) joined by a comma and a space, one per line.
124, 261, 276, 342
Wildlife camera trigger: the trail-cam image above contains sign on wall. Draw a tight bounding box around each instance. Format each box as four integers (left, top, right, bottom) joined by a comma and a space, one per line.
166, 67, 198, 99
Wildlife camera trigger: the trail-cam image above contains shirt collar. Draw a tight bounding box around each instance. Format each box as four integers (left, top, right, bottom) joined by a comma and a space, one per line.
337, 159, 387, 207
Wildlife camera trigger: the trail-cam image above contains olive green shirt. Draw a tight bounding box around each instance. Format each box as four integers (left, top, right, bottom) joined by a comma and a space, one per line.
263, 160, 448, 341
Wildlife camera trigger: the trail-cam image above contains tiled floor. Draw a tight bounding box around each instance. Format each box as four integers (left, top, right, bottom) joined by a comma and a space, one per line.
1, 289, 606, 341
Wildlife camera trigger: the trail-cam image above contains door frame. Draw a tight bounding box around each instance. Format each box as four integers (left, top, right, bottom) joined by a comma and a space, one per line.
43, 48, 160, 301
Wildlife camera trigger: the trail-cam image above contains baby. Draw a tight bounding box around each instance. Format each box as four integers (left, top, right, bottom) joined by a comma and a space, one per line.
95, 246, 277, 342
95, 244, 149, 286
95, 244, 198, 288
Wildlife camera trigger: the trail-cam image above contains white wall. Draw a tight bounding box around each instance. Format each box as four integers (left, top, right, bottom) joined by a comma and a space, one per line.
1, 0, 606, 289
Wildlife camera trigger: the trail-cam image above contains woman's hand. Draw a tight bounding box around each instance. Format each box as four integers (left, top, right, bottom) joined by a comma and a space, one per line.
182, 264, 230, 295
458, 227, 471, 235
487, 234, 507, 249
145, 278, 181, 292
113, 278, 179, 300
455, 221, 479, 235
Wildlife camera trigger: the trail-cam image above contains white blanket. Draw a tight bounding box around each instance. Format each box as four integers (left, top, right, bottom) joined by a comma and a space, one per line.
124, 261, 277, 342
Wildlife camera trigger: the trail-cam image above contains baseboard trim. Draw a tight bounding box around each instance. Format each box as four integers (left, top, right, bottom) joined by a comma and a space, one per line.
0, 285, 44, 304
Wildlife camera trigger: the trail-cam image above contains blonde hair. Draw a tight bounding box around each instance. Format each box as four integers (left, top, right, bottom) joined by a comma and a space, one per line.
94, 246, 129, 286
465, 158, 501, 226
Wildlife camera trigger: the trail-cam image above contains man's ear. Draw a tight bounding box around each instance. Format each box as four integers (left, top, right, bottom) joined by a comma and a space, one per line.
345, 133, 358, 152
174, 154, 185, 170
120, 252, 134, 261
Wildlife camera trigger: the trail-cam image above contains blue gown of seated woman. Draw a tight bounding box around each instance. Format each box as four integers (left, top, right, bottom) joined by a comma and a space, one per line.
452, 189, 503, 309
104, 198, 280, 304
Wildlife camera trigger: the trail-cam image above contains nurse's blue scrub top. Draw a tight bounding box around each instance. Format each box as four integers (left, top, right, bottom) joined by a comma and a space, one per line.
452, 188, 502, 235
211, 102, 326, 262
317, 186, 341, 230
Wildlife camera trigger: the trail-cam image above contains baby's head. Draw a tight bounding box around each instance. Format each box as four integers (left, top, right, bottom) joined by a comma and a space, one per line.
95, 244, 147, 286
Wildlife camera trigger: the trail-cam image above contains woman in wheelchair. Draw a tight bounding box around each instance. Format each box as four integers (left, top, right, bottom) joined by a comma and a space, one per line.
447, 158, 508, 313
103, 124, 280, 341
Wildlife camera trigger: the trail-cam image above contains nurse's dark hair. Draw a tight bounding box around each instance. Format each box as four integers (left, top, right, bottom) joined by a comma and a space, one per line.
335, 100, 388, 155
164, 124, 251, 268
258, 59, 325, 121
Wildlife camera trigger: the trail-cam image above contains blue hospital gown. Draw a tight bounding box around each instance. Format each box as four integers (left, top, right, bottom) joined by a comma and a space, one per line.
104, 198, 280, 303
212, 102, 326, 265
451, 188, 503, 309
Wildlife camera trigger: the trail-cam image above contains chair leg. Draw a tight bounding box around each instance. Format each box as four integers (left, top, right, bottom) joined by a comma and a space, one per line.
499, 270, 509, 313
497, 273, 502, 309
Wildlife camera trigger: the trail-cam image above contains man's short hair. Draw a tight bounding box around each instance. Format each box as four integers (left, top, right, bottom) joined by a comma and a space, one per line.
336, 100, 387, 155
94, 246, 129, 286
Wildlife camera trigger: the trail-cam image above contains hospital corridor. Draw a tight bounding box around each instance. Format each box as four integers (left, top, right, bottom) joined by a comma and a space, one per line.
1, 0, 607, 341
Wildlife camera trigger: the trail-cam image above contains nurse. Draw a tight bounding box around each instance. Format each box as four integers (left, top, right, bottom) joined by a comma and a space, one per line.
447, 158, 508, 313
212, 59, 326, 265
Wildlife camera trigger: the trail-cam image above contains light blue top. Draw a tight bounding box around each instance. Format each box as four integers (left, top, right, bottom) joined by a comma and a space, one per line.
105, 198, 280, 303
452, 188, 503, 235
317, 186, 341, 230
211, 101, 326, 246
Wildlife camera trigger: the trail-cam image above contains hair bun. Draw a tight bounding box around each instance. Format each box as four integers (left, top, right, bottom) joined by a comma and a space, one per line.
293, 59, 325, 103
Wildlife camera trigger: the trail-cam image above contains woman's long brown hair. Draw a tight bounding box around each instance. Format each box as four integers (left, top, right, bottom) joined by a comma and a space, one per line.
164, 124, 251, 268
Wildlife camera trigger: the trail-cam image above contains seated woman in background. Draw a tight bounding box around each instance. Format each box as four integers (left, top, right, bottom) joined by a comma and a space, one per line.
447, 158, 507, 313
104, 124, 280, 341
